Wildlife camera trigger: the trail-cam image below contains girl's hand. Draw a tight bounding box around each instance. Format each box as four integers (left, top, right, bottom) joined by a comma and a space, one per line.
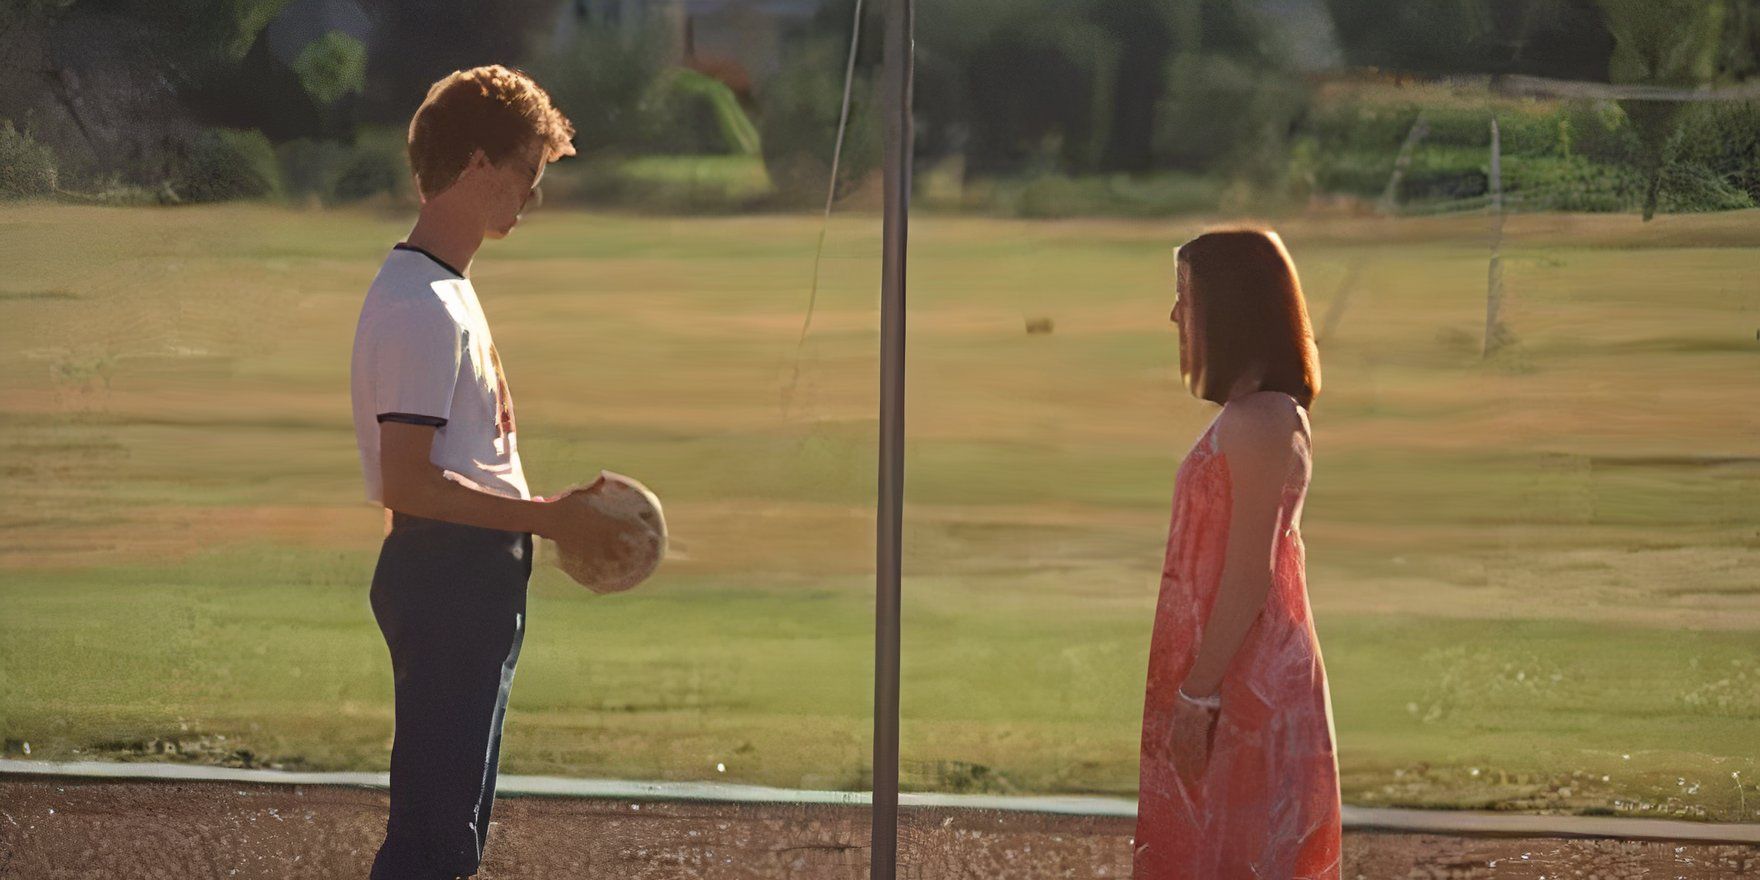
1166, 690, 1220, 788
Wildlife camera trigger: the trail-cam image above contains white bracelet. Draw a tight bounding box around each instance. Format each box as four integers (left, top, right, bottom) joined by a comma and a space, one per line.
1177, 687, 1221, 710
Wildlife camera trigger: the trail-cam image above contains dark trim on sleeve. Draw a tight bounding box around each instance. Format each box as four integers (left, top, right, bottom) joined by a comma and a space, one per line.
392, 242, 466, 279
377, 412, 448, 428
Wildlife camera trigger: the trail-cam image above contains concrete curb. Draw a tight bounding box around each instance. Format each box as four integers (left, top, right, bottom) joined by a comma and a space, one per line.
3, 759, 1757, 845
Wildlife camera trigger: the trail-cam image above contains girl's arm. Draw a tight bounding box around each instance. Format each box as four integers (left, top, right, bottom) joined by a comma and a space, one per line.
1179, 392, 1309, 697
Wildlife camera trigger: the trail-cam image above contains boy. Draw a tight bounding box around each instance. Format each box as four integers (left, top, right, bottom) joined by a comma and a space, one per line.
349, 65, 626, 879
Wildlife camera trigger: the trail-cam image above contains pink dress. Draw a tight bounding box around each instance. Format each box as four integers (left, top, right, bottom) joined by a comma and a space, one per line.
1134, 404, 1341, 879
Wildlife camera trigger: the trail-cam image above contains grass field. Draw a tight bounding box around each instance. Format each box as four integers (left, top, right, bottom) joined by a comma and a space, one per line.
1, 204, 1757, 821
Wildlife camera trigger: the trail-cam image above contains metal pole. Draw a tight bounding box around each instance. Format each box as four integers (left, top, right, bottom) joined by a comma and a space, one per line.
872, 0, 912, 876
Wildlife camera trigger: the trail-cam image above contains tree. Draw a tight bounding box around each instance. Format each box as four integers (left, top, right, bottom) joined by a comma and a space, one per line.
291, 31, 369, 107
354, 0, 558, 124
1089, 0, 1176, 172
1325, 0, 1614, 80
1150, 0, 1308, 181
1327, 0, 1760, 220
1597, 0, 1734, 219
526, 18, 669, 156
960, 9, 1121, 174
0, 0, 296, 184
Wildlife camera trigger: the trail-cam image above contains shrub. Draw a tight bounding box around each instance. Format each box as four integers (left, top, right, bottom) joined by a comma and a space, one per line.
292, 30, 368, 106
530, 22, 668, 156
1656, 161, 1755, 213
273, 126, 409, 205
1306, 99, 1576, 160
169, 128, 281, 202
1152, 53, 1307, 178
542, 155, 772, 213
1501, 155, 1640, 213
1304, 100, 1424, 155
332, 126, 409, 203
1671, 100, 1760, 201
637, 68, 762, 156
960, 15, 1119, 175
1311, 149, 1397, 198
1396, 145, 1491, 201
1558, 101, 1640, 164
755, 41, 880, 203
0, 119, 58, 199
276, 138, 352, 201
974, 171, 1223, 219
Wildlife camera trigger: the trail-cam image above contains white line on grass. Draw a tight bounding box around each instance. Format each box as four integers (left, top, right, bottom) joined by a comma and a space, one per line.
3, 759, 1757, 844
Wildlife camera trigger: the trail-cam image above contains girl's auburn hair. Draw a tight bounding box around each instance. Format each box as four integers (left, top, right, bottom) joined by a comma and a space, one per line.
1177, 227, 1322, 409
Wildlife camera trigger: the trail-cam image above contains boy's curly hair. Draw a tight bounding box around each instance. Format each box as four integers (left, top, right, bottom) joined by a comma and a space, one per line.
407, 65, 577, 199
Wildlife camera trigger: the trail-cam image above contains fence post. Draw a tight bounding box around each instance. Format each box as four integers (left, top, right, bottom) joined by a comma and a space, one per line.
1379, 111, 1430, 215
1483, 115, 1506, 357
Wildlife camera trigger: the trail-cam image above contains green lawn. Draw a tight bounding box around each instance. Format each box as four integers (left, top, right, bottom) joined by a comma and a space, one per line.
1, 204, 1756, 821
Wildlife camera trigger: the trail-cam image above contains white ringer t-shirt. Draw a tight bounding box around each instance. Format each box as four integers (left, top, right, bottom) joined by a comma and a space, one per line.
350, 244, 530, 506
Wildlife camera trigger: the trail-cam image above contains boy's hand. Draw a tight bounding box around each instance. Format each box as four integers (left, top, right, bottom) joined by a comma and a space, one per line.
538, 478, 634, 568
536, 473, 607, 505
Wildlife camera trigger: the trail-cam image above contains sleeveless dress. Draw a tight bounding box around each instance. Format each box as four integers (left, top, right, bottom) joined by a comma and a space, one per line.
1133, 401, 1341, 879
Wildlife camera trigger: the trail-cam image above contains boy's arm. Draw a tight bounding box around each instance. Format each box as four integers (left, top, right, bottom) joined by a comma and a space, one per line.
380, 421, 559, 537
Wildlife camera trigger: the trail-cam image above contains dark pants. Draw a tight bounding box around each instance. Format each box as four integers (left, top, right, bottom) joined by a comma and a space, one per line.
369, 511, 532, 880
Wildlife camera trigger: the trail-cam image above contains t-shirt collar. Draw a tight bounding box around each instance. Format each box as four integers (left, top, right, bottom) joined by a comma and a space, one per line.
393, 242, 466, 279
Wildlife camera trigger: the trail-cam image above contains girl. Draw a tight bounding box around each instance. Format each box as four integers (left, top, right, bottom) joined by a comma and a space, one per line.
1134, 228, 1341, 879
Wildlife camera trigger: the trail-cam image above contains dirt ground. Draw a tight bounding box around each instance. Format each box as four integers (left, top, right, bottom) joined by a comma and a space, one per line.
1, 778, 1756, 879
